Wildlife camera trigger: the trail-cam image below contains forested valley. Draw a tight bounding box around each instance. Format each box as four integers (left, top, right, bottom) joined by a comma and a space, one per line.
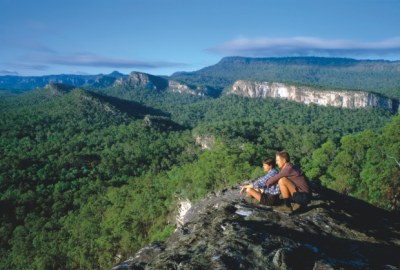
0, 83, 399, 269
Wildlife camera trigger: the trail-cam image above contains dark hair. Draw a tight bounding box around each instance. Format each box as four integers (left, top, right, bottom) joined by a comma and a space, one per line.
262, 157, 276, 167
276, 151, 290, 162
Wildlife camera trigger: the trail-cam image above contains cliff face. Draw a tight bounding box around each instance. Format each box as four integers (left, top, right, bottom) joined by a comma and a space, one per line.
228, 80, 399, 112
112, 183, 400, 270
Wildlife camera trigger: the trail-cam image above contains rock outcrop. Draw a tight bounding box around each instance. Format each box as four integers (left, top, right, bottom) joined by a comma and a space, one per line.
121, 72, 169, 91
168, 80, 208, 96
112, 72, 211, 96
228, 80, 399, 112
194, 135, 216, 150
112, 182, 400, 270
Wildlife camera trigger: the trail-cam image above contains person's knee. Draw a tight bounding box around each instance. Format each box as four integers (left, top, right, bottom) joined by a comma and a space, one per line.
279, 177, 297, 197
278, 177, 289, 186
247, 187, 260, 196
247, 188, 262, 201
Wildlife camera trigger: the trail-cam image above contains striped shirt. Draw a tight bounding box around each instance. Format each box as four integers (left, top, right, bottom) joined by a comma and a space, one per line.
253, 168, 280, 195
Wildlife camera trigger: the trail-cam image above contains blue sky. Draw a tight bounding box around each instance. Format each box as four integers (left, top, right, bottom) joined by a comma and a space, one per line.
1, 0, 399, 76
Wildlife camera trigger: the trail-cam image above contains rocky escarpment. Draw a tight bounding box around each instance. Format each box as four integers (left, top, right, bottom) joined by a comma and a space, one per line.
228, 80, 399, 112
114, 72, 209, 96
112, 182, 400, 270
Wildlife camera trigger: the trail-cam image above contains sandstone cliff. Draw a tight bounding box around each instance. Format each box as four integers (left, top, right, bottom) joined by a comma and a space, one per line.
111, 182, 400, 269
228, 80, 399, 112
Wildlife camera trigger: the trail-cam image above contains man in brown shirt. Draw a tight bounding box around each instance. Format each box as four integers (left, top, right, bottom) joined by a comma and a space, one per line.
266, 151, 311, 213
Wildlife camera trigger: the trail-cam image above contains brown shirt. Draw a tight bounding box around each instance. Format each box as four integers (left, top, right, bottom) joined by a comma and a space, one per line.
266, 162, 310, 193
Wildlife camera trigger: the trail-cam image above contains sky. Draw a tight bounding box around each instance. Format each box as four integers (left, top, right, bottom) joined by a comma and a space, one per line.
1, 0, 400, 76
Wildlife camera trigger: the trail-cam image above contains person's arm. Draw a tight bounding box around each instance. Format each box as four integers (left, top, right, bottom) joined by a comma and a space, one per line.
253, 174, 268, 189
240, 173, 267, 195
266, 165, 291, 187
265, 169, 279, 186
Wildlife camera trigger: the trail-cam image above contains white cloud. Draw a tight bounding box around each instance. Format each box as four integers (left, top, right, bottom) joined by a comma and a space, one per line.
16, 52, 189, 70
3, 62, 49, 71
0, 70, 19, 75
208, 37, 400, 59
45, 53, 187, 69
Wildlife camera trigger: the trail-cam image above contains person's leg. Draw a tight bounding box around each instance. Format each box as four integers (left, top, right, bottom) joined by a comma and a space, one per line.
246, 188, 262, 202
278, 177, 297, 199
275, 177, 297, 213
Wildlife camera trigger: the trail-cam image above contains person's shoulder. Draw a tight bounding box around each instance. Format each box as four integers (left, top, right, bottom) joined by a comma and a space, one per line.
290, 163, 305, 174
270, 168, 279, 174
287, 162, 298, 169
286, 162, 294, 167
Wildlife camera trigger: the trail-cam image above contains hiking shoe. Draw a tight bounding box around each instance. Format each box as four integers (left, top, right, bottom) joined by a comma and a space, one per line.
273, 204, 293, 213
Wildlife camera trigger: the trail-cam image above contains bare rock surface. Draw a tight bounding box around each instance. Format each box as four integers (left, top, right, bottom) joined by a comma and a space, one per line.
112, 182, 400, 270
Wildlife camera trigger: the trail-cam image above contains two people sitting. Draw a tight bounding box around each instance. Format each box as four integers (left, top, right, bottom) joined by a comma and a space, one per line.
240, 151, 311, 213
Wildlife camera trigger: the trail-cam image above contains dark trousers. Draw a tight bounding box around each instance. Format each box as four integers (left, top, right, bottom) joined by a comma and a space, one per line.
260, 193, 281, 206
293, 192, 311, 206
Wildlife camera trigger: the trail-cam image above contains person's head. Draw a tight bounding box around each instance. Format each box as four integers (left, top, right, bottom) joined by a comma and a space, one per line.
276, 151, 290, 169
262, 157, 276, 172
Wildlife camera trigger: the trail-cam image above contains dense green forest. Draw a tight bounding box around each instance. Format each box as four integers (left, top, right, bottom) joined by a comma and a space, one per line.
0, 84, 398, 269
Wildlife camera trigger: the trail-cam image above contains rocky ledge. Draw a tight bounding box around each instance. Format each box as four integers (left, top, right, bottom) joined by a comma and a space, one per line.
112, 183, 400, 269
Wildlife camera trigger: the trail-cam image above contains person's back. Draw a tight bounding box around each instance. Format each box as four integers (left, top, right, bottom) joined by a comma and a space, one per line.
278, 162, 310, 193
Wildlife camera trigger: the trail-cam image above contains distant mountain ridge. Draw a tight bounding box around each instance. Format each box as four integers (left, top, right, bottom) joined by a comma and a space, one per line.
4, 56, 400, 97
0, 71, 127, 90
2, 56, 400, 109
0, 71, 218, 97
171, 56, 400, 99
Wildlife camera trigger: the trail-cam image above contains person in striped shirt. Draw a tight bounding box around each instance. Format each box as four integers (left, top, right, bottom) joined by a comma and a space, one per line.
240, 157, 281, 206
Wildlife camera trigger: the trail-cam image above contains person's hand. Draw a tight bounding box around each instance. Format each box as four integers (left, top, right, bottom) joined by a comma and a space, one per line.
240, 185, 250, 195
240, 184, 252, 195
